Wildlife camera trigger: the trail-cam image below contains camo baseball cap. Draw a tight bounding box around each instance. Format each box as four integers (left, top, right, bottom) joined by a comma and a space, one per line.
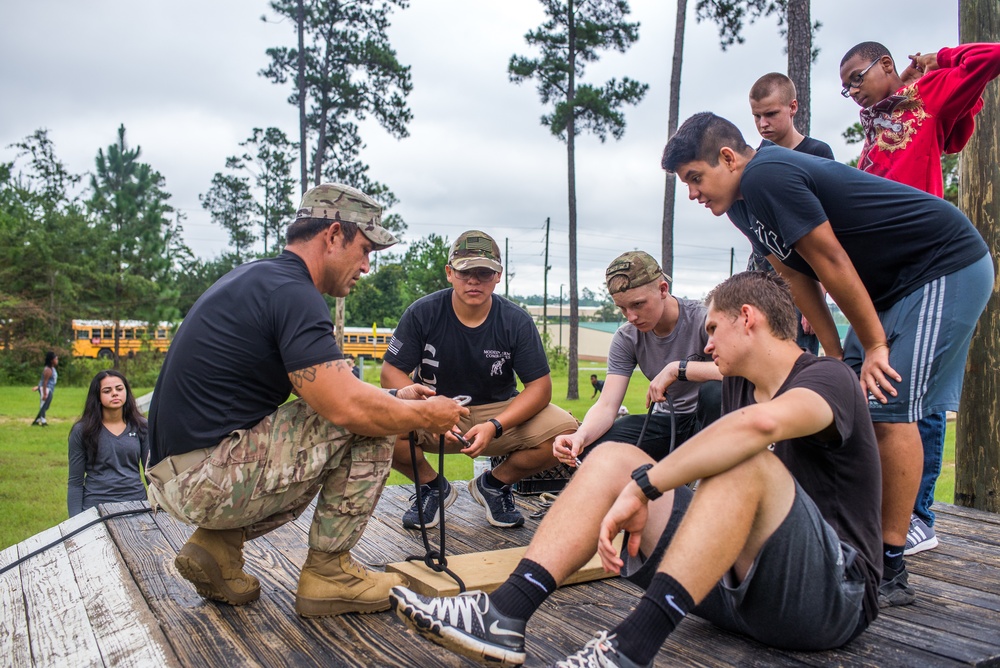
605, 251, 671, 294
449, 230, 503, 272
295, 183, 398, 250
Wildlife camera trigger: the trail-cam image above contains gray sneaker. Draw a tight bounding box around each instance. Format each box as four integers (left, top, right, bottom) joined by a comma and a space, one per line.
904, 514, 939, 555
469, 472, 524, 528
402, 479, 457, 530
878, 562, 916, 608
390, 586, 527, 666
552, 631, 651, 668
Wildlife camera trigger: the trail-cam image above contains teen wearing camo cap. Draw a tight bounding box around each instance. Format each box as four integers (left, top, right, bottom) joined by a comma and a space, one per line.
552, 250, 723, 469
147, 183, 467, 619
382, 229, 577, 530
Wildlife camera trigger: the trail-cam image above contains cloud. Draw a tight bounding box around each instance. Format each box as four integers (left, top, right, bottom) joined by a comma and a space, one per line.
0, 0, 960, 299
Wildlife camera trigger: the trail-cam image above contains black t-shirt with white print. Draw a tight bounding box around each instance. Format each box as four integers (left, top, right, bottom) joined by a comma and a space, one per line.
384, 289, 549, 406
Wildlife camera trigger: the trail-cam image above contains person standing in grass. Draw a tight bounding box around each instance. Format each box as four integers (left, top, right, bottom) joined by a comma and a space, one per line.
31, 351, 58, 426
67, 370, 149, 517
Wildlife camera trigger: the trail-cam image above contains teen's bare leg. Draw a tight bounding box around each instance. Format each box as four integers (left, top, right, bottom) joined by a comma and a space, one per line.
646, 450, 796, 602
523, 442, 673, 583
874, 421, 922, 546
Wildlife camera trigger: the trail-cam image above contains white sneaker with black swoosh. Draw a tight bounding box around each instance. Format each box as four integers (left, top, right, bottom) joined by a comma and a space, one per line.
390, 586, 527, 666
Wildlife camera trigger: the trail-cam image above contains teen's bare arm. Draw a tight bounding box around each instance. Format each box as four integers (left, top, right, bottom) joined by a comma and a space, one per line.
554, 374, 629, 465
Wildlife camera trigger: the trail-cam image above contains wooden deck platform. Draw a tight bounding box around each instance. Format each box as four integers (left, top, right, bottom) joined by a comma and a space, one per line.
3, 485, 999, 667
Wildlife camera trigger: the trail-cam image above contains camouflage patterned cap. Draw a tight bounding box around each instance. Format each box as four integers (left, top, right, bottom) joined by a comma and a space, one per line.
296, 183, 398, 250
449, 230, 503, 272
605, 251, 671, 294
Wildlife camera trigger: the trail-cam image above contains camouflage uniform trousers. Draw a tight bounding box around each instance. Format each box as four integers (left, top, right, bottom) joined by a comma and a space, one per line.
147, 398, 393, 554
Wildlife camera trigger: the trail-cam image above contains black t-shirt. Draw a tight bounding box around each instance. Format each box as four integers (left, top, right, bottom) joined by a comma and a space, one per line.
149, 251, 342, 465
792, 135, 835, 160
723, 354, 883, 624
383, 290, 549, 405
747, 138, 835, 271
729, 144, 988, 310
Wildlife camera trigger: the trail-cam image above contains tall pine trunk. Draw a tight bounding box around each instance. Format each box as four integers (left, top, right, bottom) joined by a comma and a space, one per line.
955, 0, 1000, 513
296, 0, 308, 194
566, 0, 579, 400
786, 0, 811, 135
661, 0, 687, 277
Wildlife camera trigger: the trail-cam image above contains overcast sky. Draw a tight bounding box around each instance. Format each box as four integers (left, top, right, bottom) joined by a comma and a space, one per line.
1, 1, 962, 299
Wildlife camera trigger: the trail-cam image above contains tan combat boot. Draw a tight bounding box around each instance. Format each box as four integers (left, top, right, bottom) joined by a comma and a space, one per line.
295, 549, 409, 618
174, 527, 261, 605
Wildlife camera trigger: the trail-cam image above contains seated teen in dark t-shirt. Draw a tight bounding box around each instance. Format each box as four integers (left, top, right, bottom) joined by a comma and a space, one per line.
390, 271, 883, 666
381, 230, 577, 531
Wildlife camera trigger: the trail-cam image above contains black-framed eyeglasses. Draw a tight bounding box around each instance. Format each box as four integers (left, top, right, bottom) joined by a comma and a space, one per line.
451, 266, 498, 282
841, 58, 881, 98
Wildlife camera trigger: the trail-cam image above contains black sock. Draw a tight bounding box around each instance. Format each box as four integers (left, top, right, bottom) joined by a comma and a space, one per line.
612, 573, 693, 665
421, 473, 442, 489
484, 470, 505, 489
883, 542, 905, 573
490, 559, 556, 621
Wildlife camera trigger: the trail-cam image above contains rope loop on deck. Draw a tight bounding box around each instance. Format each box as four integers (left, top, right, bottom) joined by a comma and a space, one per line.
403, 430, 466, 593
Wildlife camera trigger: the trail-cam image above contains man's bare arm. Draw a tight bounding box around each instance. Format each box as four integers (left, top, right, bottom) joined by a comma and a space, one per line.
290, 360, 466, 437
767, 255, 842, 358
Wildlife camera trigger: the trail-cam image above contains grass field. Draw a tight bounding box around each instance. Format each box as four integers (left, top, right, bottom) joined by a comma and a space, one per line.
0, 363, 957, 550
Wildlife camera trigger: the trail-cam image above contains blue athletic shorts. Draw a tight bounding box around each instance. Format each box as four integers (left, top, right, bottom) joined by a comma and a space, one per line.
843, 252, 993, 423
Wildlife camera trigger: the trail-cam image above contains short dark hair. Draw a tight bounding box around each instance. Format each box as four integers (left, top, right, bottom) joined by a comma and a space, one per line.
705, 271, 797, 341
661, 112, 751, 174
285, 218, 360, 245
749, 72, 796, 104
841, 41, 893, 70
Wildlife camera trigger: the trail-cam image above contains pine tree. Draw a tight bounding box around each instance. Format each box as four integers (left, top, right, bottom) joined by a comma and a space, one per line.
510, 0, 648, 399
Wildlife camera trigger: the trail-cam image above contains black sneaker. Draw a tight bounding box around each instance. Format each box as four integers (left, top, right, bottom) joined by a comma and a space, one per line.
551, 631, 651, 668
878, 562, 916, 608
402, 479, 458, 530
469, 472, 524, 528
390, 586, 527, 666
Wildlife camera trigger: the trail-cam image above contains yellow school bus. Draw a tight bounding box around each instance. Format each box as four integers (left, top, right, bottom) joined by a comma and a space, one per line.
341, 326, 393, 361
71, 320, 173, 359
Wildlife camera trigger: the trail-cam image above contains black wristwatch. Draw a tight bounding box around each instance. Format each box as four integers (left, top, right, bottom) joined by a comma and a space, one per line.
677, 359, 688, 382
630, 464, 662, 501
488, 418, 503, 438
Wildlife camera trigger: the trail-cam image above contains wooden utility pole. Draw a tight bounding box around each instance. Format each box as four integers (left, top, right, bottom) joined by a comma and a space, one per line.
504, 237, 510, 298
955, 0, 1000, 513
543, 217, 550, 340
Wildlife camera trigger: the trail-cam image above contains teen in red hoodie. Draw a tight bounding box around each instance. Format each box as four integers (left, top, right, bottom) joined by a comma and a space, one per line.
840, 42, 1000, 197
839, 41, 1000, 569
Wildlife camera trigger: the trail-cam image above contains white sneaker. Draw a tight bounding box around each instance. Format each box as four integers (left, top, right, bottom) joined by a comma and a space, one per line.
904, 514, 939, 555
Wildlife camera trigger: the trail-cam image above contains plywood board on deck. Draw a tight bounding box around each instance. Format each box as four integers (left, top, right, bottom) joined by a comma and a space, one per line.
387, 535, 623, 597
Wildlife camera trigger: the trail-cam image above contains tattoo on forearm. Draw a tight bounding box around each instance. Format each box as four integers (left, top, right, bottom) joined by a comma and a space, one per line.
289, 360, 351, 390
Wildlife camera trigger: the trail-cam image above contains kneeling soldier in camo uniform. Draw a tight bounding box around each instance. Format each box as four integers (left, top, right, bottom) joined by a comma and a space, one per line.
146, 184, 467, 618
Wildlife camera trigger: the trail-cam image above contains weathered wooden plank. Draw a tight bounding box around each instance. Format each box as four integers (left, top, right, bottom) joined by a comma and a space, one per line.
62, 506, 178, 667
104, 504, 264, 667
0, 543, 32, 668
385, 537, 620, 597
936, 503, 1000, 528
257, 499, 481, 667
18, 523, 104, 667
